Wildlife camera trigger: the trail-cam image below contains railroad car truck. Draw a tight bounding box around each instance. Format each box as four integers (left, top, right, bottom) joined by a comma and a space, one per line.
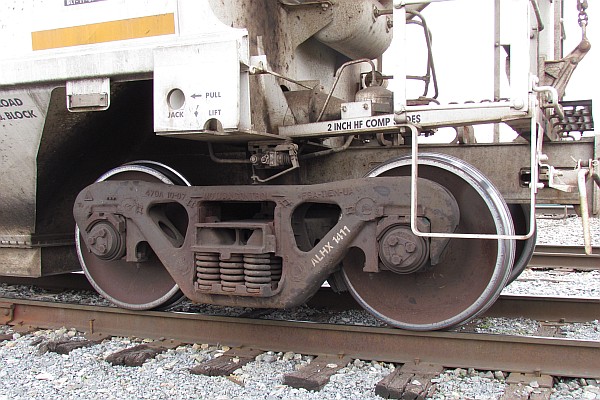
0, 0, 596, 330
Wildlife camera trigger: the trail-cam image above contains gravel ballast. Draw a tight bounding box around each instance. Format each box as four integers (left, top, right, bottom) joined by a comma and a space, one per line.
1, 216, 599, 399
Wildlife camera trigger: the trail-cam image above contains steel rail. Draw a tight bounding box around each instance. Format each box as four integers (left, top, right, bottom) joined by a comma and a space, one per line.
486, 294, 600, 322
534, 204, 574, 218
1, 274, 599, 323
531, 244, 600, 270
309, 289, 600, 323
2, 298, 598, 379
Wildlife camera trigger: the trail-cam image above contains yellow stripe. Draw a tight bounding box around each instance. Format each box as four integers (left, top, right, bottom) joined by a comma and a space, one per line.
32, 13, 175, 51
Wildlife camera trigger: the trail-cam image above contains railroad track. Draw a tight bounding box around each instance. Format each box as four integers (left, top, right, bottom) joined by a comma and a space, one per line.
0, 246, 600, 399
1, 244, 598, 398
2, 294, 599, 378
534, 205, 575, 219
1, 295, 598, 399
531, 244, 600, 270
308, 288, 600, 323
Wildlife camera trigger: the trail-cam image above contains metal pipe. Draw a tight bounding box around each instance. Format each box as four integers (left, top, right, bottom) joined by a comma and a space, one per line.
406, 9, 438, 99
299, 135, 354, 160
251, 164, 299, 183
250, 67, 314, 90
374, 8, 394, 17
392, 4, 407, 113
316, 59, 376, 123
207, 143, 251, 164
529, 0, 545, 32
577, 168, 592, 255
396, 0, 454, 4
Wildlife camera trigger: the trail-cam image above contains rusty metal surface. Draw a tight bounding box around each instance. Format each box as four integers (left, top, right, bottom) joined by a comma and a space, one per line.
74, 175, 458, 313
76, 164, 184, 310
0, 278, 597, 324
0, 302, 14, 325
486, 294, 600, 323
342, 154, 514, 331
298, 139, 597, 206
530, 245, 600, 270
309, 288, 600, 324
5, 298, 600, 378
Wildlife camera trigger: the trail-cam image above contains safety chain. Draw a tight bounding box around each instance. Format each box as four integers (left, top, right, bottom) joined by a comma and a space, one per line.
577, 0, 589, 37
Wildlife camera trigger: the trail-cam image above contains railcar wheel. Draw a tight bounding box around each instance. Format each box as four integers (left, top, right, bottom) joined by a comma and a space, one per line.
75, 161, 189, 310
341, 153, 515, 330
506, 204, 536, 284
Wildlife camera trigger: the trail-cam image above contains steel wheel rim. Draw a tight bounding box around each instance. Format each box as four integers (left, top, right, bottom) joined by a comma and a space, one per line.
341, 153, 515, 330
76, 162, 187, 310
507, 204, 536, 284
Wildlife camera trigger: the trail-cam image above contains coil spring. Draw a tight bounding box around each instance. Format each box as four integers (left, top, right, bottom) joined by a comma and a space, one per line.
195, 253, 220, 290
244, 254, 282, 293
270, 257, 282, 285
220, 254, 245, 292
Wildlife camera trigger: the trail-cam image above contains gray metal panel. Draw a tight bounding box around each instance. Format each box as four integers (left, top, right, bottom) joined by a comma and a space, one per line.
0, 88, 51, 235
0, 248, 42, 277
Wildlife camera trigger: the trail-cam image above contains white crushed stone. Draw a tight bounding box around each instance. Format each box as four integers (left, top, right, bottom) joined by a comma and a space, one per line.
1, 216, 599, 399
535, 216, 600, 246
0, 329, 393, 400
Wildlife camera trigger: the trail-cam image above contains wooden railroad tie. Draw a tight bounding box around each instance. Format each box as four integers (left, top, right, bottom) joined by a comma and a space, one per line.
105, 340, 182, 367
36, 332, 111, 355
375, 362, 444, 400
190, 347, 263, 377
500, 373, 553, 400
283, 355, 352, 391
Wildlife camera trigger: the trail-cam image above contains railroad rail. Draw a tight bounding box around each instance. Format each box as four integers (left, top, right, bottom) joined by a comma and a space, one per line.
534, 205, 576, 219
1, 298, 598, 379
531, 244, 600, 270
1, 300, 600, 378
308, 289, 600, 323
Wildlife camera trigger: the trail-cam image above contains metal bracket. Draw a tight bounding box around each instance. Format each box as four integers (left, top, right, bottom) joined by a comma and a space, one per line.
0, 302, 15, 325
541, 35, 591, 100
66, 78, 110, 112
250, 143, 299, 183
532, 77, 565, 126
